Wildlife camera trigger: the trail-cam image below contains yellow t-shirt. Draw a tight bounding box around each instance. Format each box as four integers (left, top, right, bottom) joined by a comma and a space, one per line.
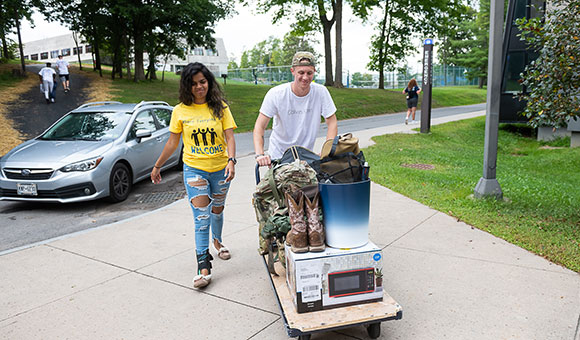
169, 102, 237, 172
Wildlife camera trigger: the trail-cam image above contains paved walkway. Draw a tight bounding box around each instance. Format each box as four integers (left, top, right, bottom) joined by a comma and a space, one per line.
1, 109, 579, 340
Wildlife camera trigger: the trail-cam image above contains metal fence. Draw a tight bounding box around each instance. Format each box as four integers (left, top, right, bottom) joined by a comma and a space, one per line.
227, 65, 479, 88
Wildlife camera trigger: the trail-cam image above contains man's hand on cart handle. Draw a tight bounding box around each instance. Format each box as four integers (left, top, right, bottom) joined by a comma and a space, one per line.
255, 153, 272, 167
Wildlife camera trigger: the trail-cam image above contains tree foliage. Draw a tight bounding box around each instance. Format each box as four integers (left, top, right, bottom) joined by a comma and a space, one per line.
516, 0, 580, 128
367, 0, 452, 89
238, 32, 319, 68
445, 0, 489, 88
351, 72, 373, 86
45, 0, 230, 81
0, 0, 43, 72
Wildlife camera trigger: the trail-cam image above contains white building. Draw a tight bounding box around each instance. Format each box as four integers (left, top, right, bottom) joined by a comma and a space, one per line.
21, 33, 92, 64
21, 33, 229, 76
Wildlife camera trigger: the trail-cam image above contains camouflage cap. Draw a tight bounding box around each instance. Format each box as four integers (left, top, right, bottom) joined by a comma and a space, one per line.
292, 51, 316, 67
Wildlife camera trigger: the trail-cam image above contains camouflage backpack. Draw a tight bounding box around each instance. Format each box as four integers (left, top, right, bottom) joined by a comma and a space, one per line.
252, 159, 318, 274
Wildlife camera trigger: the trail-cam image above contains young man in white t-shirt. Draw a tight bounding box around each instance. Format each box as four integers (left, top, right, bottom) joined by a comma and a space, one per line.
253, 51, 338, 166
38, 63, 57, 104
55, 55, 70, 92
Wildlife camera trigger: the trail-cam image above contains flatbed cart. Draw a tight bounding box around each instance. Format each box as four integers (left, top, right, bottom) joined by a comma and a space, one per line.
263, 259, 403, 340
255, 164, 403, 339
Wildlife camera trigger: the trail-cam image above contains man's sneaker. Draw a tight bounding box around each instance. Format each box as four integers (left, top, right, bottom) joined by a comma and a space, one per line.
412, 120, 418, 124
405, 118, 408, 125
51, 98, 55, 103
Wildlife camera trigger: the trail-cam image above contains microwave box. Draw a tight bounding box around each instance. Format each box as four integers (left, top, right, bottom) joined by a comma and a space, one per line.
285, 241, 383, 314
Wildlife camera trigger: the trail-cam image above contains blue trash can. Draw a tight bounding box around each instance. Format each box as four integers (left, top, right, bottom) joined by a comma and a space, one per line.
319, 180, 370, 248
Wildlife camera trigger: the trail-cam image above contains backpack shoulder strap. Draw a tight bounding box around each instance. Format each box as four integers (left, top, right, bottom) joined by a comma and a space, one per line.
267, 167, 283, 206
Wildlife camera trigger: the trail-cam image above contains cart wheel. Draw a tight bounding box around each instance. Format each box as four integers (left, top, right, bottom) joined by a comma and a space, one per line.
367, 322, 381, 339
298, 335, 311, 340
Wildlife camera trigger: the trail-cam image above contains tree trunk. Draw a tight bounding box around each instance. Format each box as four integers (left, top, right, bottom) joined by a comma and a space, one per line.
333, 0, 344, 88
1, 29, 9, 58
72, 31, 83, 70
92, 25, 102, 77
148, 52, 157, 80
317, 0, 336, 86
14, 10, 25, 74
123, 34, 132, 79
133, 26, 146, 81
377, 0, 390, 89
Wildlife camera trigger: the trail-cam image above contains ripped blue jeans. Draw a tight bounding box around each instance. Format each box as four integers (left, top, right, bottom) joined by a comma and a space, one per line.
183, 164, 230, 256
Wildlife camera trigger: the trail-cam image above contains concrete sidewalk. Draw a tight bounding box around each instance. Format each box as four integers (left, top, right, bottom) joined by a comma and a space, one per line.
1, 111, 579, 340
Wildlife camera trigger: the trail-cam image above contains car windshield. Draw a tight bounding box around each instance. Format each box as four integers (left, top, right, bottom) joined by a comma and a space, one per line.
39, 111, 132, 141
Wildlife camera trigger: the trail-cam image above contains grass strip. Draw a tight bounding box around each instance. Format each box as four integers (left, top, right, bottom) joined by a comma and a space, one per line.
108, 73, 487, 132
364, 116, 580, 272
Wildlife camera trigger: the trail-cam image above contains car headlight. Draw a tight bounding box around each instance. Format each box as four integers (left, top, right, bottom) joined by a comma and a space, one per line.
61, 156, 104, 172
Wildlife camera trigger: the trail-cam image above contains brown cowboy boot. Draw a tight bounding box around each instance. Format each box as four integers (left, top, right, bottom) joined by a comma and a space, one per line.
285, 191, 308, 253
304, 191, 325, 252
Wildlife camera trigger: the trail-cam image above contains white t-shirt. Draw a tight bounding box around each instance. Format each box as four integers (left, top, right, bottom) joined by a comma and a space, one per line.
55, 59, 69, 75
260, 82, 337, 159
39, 67, 56, 81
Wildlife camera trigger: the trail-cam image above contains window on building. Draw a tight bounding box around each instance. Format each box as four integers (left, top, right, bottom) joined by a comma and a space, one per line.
73, 46, 83, 55
61, 48, 71, 56
31, 54, 38, 60
50, 50, 59, 58
85, 45, 93, 53
205, 48, 218, 56
40, 52, 49, 60
193, 47, 204, 56
23, 55, 29, 60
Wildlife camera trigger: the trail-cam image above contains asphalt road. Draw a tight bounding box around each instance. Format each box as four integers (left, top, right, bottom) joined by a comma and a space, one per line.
0, 74, 485, 253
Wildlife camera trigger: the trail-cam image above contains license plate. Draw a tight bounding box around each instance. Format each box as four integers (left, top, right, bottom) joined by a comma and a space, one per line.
17, 183, 38, 196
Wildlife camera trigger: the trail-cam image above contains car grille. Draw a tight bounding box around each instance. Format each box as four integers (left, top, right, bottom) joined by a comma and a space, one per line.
0, 182, 96, 200
3, 168, 54, 180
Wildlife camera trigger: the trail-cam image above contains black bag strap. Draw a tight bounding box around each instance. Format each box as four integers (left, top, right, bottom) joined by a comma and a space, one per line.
329, 135, 340, 157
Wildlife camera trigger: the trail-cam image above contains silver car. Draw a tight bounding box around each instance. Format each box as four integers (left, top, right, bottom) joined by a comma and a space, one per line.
0, 101, 182, 203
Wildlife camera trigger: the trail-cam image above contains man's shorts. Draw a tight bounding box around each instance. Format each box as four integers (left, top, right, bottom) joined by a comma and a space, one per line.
59, 74, 70, 81
406, 97, 418, 108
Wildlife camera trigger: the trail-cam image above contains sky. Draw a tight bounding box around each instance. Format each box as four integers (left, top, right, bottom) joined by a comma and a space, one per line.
13, 3, 425, 75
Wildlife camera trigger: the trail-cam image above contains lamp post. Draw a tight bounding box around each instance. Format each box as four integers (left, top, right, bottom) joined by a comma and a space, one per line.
474, 0, 504, 199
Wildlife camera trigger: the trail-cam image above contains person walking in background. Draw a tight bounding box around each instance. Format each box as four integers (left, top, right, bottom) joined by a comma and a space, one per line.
38, 62, 57, 104
403, 78, 421, 124
55, 55, 70, 92
150, 62, 237, 289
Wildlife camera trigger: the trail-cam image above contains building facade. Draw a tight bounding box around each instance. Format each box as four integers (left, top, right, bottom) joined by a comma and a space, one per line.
21, 33, 229, 76
21, 34, 93, 64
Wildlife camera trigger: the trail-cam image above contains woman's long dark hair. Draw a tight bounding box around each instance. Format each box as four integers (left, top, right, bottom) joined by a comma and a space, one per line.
179, 62, 227, 119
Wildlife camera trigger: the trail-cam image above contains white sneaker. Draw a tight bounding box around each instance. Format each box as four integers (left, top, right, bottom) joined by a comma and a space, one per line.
405, 118, 408, 125
412, 120, 418, 124
50, 98, 55, 103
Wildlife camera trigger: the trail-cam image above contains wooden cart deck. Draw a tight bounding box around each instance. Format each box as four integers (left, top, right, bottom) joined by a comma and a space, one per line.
264, 257, 403, 338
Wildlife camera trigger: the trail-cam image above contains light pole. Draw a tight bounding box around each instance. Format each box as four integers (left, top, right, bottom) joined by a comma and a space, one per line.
474, 0, 504, 199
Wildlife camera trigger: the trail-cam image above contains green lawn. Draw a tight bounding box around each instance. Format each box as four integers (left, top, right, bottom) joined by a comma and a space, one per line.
109, 73, 487, 132
364, 117, 580, 272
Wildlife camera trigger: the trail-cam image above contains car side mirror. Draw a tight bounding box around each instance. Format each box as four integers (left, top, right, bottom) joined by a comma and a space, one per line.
135, 129, 152, 142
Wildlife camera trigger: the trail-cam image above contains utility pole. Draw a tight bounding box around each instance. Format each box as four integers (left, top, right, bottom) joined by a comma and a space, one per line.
474, 0, 504, 199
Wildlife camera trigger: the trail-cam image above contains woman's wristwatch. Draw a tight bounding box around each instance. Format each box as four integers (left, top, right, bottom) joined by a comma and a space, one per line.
228, 157, 237, 165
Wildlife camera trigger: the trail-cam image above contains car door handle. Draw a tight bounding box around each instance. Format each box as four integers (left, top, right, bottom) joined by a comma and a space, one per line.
156, 137, 164, 142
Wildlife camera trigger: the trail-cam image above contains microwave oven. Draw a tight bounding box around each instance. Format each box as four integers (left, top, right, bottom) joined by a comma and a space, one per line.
285, 241, 383, 313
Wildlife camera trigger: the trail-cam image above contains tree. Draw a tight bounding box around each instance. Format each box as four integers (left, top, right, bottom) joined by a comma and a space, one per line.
516, 0, 580, 128
228, 59, 239, 70
351, 72, 373, 86
239, 32, 319, 68
252, 0, 337, 86
0, 0, 40, 72
446, 0, 489, 88
366, 0, 452, 89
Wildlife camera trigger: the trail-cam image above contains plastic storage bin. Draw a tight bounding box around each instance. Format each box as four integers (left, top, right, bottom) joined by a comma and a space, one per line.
319, 179, 370, 248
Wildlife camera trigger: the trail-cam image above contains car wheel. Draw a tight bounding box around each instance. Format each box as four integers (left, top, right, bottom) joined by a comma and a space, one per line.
108, 163, 132, 203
